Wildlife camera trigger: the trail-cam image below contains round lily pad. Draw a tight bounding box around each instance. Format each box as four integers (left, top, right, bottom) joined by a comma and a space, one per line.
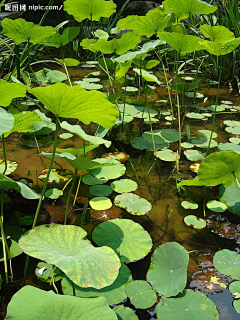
89, 185, 112, 197
155, 149, 180, 162
225, 127, 240, 135
224, 120, 240, 127
207, 105, 226, 112
229, 280, 240, 298
186, 112, 205, 120
184, 215, 206, 229
213, 249, 240, 279
110, 179, 138, 194
191, 138, 218, 148
45, 188, 63, 199
182, 142, 194, 149
35, 262, 62, 283
38, 169, 73, 183
221, 100, 233, 105
89, 158, 126, 180
147, 242, 189, 297
114, 193, 152, 215
62, 263, 132, 305
130, 137, 166, 151
156, 289, 219, 320
229, 137, 240, 144
124, 86, 138, 92
82, 174, 108, 185
184, 150, 205, 161
218, 142, 240, 154
59, 133, 73, 139
181, 200, 198, 210
0, 160, 18, 175
19, 216, 33, 226
19, 224, 121, 289
92, 218, 153, 263
125, 280, 157, 309
206, 200, 227, 213
113, 306, 138, 320
90, 197, 112, 210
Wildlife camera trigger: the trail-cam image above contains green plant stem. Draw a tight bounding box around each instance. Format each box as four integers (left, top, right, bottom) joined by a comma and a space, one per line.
64, 169, 77, 225
175, 52, 181, 154
81, 197, 88, 228
73, 170, 83, 207
2, 134, 7, 175
235, 177, 240, 189
23, 116, 60, 286
102, 54, 113, 88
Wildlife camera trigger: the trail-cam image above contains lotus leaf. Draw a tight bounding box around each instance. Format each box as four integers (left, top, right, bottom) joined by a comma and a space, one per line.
143, 128, 179, 144
38, 169, 73, 183
207, 105, 226, 112
229, 281, 240, 298
82, 174, 108, 185
125, 280, 157, 309
224, 120, 240, 127
198, 151, 240, 187
147, 242, 189, 297
130, 137, 166, 151
89, 185, 112, 197
30, 83, 118, 129
178, 176, 204, 189
181, 200, 198, 209
59, 133, 73, 139
200, 38, 240, 56
133, 68, 161, 84
219, 179, 240, 215
55, 58, 80, 67
185, 91, 204, 98
0, 226, 25, 261
229, 137, 240, 144
42, 27, 80, 47
89, 158, 126, 180
113, 306, 138, 320
186, 112, 205, 119
0, 80, 27, 107
197, 129, 217, 139
117, 8, 173, 38
110, 179, 138, 193
162, 0, 217, 21
19, 224, 120, 288
184, 150, 205, 161
35, 262, 62, 283
0, 107, 14, 135
45, 188, 63, 199
158, 32, 202, 55
191, 137, 218, 148
92, 218, 153, 263
46, 70, 67, 83
81, 32, 140, 55
206, 200, 227, 213
19, 216, 33, 227
27, 110, 55, 135
184, 215, 206, 229
200, 25, 235, 43
182, 142, 194, 148
155, 149, 180, 162
0, 160, 18, 175
114, 193, 152, 216
66, 157, 116, 171
1, 18, 56, 45
57, 145, 98, 158
218, 143, 240, 154
89, 197, 112, 210
75, 80, 103, 90
156, 289, 219, 319
213, 249, 240, 279
225, 126, 240, 135
64, 0, 116, 22
115, 62, 131, 80
5, 286, 117, 320
62, 264, 132, 305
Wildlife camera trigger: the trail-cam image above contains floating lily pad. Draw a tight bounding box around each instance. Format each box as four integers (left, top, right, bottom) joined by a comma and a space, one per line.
182, 142, 194, 149
143, 128, 179, 144
92, 218, 153, 263
185, 92, 204, 98
5, 286, 117, 320
110, 179, 138, 194
0, 160, 18, 175
125, 280, 157, 309
191, 137, 218, 148
224, 120, 240, 127
45, 188, 63, 199
59, 133, 73, 139
18, 216, 33, 226
207, 105, 226, 112
89, 185, 112, 197
184, 150, 205, 161
75, 80, 103, 90
130, 137, 166, 151
229, 281, 240, 298
89, 158, 126, 180
197, 130, 217, 139
82, 174, 108, 185
186, 112, 205, 120
62, 264, 132, 305
229, 137, 240, 144
38, 169, 73, 183
184, 215, 206, 229
155, 149, 180, 162
124, 86, 138, 92
147, 242, 189, 297
113, 306, 138, 320
213, 249, 240, 279
90, 197, 112, 210
156, 289, 219, 320
206, 200, 227, 213
181, 200, 198, 210
35, 262, 62, 283
219, 179, 240, 215
114, 193, 152, 216
218, 143, 240, 154
19, 224, 120, 289
225, 127, 240, 135
221, 100, 233, 105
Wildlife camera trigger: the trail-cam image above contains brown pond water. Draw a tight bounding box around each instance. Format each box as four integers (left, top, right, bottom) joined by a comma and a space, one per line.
1, 66, 240, 319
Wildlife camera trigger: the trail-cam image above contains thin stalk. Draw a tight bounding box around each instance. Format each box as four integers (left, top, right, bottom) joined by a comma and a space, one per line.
64, 169, 77, 225
102, 54, 113, 88
175, 52, 181, 153
73, 170, 83, 207
122, 73, 127, 127
1, 190, 8, 282
23, 116, 60, 285
81, 197, 88, 228
2, 134, 7, 175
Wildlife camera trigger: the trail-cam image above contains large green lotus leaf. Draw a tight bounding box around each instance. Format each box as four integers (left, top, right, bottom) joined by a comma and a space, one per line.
200, 38, 240, 56
62, 264, 132, 305
46, 70, 67, 83
147, 242, 189, 297
4, 111, 41, 137
92, 218, 153, 263
115, 62, 131, 80
162, 0, 217, 21
0, 80, 27, 107
27, 110, 56, 135
177, 177, 204, 189
56, 145, 98, 157
0, 174, 40, 199
5, 286, 117, 320
41, 27, 80, 48
219, 180, 240, 215
0, 107, 14, 135
113, 39, 165, 63
29, 83, 118, 129
218, 143, 240, 154
114, 193, 152, 216
200, 25, 235, 43
19, 224, 120, 289
61, 121, 111, 147
1, 18, 56, 45
89, 158, 126, 180
158, 32, 202, 54
156, 289, 219, 320
113, 306, 138, 320
198, 151, 240, 187
117, 9, 173, 38
64, 0, 116, 22
213, 249, 240, 279
125, 280, 157, 309
81, 32, 141, 55
133, 68, 161, 84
